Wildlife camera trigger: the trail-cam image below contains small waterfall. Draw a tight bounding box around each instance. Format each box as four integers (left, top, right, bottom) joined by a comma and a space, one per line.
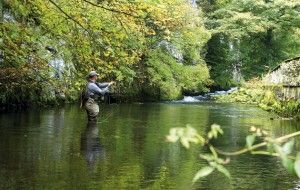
295, 181, 300, 190
175, 87, 238, 103
176, 96, 201, 103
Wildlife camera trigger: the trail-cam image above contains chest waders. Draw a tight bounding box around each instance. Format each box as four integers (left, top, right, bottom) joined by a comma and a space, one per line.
85, 98, 99, 122
82, 83, 100, 122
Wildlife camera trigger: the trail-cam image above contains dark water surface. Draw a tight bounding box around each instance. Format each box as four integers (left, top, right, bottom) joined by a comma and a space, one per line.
0, 102, 299, 190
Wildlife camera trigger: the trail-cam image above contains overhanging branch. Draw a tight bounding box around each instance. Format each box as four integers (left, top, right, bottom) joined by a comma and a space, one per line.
215, 130, 300, 156
47, 0, 90, 33
82, 0, 141, 18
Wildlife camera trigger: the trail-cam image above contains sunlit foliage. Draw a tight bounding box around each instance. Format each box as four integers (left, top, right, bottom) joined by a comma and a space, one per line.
0, 0, 211, 106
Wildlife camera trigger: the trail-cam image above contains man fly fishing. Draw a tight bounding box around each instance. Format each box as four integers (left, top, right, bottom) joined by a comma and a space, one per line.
82, 71, 115, 122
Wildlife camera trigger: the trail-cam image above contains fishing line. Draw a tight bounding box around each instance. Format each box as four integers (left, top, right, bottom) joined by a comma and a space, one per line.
97, 104, 114, 124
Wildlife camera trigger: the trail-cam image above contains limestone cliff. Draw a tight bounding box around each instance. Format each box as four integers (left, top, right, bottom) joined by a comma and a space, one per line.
264, 57, 300, 87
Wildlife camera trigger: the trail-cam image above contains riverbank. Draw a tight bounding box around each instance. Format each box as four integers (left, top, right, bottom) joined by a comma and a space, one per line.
213, 80, 300, 120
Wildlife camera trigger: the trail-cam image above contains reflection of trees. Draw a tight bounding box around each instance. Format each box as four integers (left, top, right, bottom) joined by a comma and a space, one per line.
204, 104, 249, 151
242, 113, 300, 149
101, 103, 298, 189
135, 104, 210, 188
96, 104, 204, 189
0, 107, 84, 189
0, 103, 299, 189
199, 154, 293, 190
199, 104, 299, 189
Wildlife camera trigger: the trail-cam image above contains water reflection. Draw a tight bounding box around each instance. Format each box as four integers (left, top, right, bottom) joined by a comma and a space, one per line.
81, 122, 106, 169
0, 103, 299, 189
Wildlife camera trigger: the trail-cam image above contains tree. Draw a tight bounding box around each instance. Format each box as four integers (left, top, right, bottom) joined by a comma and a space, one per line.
0, 0, 212, 107
203, 0, 300, 88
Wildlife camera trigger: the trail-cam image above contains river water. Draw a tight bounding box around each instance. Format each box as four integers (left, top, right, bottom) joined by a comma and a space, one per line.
0, 102, 299, 190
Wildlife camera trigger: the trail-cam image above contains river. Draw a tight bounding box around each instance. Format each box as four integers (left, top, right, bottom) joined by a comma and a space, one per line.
0, 102, 299, 189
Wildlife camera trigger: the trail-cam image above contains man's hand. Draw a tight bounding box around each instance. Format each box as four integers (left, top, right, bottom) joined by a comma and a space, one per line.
109, 81, 115, 86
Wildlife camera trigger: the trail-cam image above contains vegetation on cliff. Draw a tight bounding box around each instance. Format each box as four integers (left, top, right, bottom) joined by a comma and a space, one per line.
0, 0, 211, 107
0, 0, 299, 106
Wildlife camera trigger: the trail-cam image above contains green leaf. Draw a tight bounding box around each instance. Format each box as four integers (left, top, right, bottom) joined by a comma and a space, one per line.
282, 139, 294, 155
199, 154, 214, 161
181, 137, 190, 149
246, 135, 256, 148
273, 143, 285, 158
208, 132, 213, 139
282, 158, 294, 174
193, 166, 215, 183
267, 142, 274, 153
215, 164, 231, 178
208, 124, 223, 139
296, 152, 300, 161
295, 160, 300, 178
166, 128, 179, 142
209, 146, 218, 158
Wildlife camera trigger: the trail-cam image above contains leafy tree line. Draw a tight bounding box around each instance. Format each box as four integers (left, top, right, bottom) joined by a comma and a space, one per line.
0, 0, 299, 107
200, 0, 300, 89
0, 0, 211, 107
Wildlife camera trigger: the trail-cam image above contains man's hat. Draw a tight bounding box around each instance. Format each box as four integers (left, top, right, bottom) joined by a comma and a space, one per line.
87, 71, 99, 78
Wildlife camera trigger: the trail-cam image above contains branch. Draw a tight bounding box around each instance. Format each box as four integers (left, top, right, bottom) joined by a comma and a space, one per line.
113, 15, 129, 36
251, 151, 296, 160
47, 0, 90, 33
82, 0, 141, 18
215, 130, 300, 156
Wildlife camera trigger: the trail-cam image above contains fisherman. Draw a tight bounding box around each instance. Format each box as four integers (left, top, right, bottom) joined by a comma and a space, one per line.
83, 71, 114, 122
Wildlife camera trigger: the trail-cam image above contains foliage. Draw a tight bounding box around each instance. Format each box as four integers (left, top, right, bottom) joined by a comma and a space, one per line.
144, 49, 211, 100
202, 0, 300, 88
1, 0, 299, 105
207, 0, 300, 37
260, 99, 300, 119
0, 0, 211, 107
0, 19, 68, 106
167, 124, 300, 183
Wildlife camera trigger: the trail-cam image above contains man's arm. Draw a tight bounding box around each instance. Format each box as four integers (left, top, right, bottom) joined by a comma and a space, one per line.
89, 83, 109, 95
97, 81, 115, 88
96, 82, 110, 88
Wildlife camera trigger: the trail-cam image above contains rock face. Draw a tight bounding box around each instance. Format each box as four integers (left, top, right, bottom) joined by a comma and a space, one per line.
157, 40, 183, 63
188, 0, 197, 8
263, 57, 300, 99
264, 57, 300, 86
